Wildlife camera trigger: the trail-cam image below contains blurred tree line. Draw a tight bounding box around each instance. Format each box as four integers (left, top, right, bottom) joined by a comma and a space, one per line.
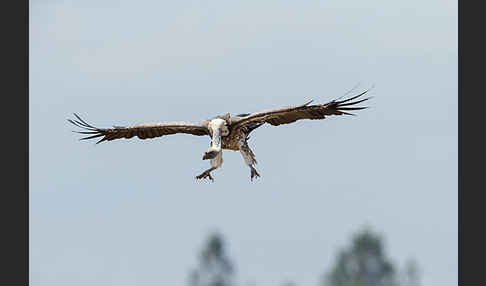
188, 232, 235, 286
187, 227, 421, 286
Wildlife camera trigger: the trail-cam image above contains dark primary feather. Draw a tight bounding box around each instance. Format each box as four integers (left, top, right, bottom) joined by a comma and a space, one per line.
230, 89, 372, 129
68, 114, 209, 144
241, 121, 265, 135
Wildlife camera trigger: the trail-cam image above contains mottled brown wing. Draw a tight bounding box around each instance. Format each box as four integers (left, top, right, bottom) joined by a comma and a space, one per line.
230, 89, 371, 130
68, 114, 210, 144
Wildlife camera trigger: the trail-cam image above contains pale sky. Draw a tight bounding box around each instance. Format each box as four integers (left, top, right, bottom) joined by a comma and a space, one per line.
30, 0, 457, 285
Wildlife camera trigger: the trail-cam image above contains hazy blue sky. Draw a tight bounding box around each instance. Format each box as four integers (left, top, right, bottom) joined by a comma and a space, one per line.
30, 0, 457, 285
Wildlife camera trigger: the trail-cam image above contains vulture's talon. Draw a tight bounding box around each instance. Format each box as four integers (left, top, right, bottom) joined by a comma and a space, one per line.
196, 171, 214, 182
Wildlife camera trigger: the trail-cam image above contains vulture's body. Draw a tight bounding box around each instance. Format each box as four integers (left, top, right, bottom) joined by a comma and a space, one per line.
69, 89, 371, 181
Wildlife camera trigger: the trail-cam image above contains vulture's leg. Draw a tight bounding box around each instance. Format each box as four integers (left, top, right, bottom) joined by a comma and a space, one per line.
196, 151, 223, 182
195, 166, 217, 181
238, 139, 260, 181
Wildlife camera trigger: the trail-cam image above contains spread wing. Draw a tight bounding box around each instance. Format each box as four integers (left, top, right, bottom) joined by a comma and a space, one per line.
230, 89, 371, 130
68, 114, 210, 144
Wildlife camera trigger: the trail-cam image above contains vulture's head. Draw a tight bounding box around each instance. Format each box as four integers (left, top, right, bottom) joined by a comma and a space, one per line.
202, 146, 220, 160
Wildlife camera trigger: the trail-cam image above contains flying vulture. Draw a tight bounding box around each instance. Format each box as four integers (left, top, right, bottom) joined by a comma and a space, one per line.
69, 89, 371, 182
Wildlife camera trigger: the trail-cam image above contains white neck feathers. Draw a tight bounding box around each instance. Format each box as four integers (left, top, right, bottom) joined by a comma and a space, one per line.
209, 118, 227, 151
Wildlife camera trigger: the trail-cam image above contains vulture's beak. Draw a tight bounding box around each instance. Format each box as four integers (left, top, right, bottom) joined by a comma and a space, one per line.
202, 150, 218, 160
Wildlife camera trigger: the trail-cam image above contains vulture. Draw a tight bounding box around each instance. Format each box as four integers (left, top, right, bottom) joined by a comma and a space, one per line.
69, 89, 371, 182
